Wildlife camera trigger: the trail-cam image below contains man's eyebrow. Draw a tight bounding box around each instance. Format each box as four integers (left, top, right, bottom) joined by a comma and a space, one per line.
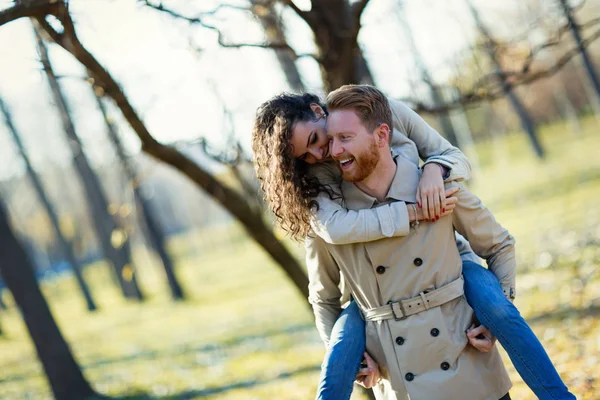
333, 131, 355, 135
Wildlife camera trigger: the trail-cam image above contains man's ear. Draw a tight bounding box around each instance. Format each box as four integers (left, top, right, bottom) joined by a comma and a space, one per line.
375, 123, 391, 147
310, 103, 326, 120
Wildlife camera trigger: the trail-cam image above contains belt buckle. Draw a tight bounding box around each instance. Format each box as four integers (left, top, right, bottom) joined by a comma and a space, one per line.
388, 300, 408, 321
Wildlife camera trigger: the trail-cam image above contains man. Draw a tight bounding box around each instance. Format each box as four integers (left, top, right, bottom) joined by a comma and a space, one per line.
306, 85, 514, 399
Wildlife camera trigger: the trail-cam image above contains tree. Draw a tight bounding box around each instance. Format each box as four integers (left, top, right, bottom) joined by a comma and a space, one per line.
93, 88, 185, 300
559, 0, 600, 102
395, 1, 460, 147
252, 0, 305, 91
34, 24, 145, 300
7, 1, 309, 300
142, 0, 375, 91
0, 94, 97, 311
0, 200, 97, 400
466, 0, 545, 158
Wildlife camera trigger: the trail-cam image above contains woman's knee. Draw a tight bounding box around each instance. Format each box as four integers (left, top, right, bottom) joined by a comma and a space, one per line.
329, 301, 366, 349
462, 262, 516, 321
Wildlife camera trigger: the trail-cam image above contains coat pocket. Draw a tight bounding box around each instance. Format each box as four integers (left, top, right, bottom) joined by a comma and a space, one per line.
437, 296, 472, 366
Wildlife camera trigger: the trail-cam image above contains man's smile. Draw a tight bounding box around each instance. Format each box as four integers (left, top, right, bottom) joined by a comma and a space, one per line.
338, 157, 355, 169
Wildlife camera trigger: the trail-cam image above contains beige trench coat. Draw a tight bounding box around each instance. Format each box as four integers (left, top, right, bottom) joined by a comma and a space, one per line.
306, 153, 516, 399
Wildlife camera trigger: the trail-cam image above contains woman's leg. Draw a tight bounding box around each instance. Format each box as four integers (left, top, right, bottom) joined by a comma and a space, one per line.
316, 300, 366, 400
462, 261, 576, 400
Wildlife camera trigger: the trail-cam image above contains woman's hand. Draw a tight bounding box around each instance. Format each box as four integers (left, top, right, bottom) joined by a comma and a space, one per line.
355, 352, 380, 389
417, 163, 446, 222
412, 187, 459, 222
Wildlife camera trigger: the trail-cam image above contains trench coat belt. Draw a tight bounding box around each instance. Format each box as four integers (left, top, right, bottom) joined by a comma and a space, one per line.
364, 276, 465, 322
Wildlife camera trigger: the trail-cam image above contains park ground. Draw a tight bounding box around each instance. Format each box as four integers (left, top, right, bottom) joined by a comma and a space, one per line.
0, 117, 599, 399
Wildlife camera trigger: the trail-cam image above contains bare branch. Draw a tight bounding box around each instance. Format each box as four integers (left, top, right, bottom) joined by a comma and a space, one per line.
351, 0, 371, 22
406, 25, 600, 115
279, 0, 312, 22
0, 0, 60, 28
140, 0, 250, 21
142, 0, 318, 60
516, 27, 600, 85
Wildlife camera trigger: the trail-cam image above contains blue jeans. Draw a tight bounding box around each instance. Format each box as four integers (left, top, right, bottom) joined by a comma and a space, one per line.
316, 261, 575, 400
316, 301, 365, 400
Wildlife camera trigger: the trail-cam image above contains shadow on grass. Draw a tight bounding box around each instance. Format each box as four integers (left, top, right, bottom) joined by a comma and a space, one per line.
527, 304, 600, 324
0, 322, 316, 385
101, 364, 320, 400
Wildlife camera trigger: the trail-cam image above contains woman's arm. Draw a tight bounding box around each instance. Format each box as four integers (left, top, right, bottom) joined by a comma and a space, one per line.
309, 163, 457, 245
389, 99, 471, 182
390, 99, 472, 220
449, 181, 517, 300
308, 163, 427, 245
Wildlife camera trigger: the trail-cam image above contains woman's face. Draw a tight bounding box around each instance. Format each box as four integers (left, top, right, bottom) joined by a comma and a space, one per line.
289, 116, 330, 165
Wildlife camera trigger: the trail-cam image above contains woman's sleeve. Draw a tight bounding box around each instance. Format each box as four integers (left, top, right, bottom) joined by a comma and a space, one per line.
389, 99, 472, 182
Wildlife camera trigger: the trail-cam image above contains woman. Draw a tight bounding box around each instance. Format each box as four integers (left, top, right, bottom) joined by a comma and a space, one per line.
252, 90, 575, 400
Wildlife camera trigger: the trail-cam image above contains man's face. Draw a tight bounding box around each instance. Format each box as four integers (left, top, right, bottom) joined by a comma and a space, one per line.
326, 109, 380, 182
289, 117, 330, 164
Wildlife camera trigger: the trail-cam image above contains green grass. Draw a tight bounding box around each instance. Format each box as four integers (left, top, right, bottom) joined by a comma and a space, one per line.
1, 117, 599, 399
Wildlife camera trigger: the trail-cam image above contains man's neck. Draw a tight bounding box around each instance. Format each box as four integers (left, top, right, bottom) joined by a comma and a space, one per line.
355, 154, 396, 202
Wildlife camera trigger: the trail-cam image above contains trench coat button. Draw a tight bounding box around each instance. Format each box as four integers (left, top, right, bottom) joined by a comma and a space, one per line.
395, 336, 405, 345
430, 328, 440, 337
405, 372, 414, 381
376, 265, 386, 274
441, 362, 450, 371
413, 257, 423, 267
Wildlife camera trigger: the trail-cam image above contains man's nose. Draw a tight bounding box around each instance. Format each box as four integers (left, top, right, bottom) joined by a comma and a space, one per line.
331, 139, 344, 157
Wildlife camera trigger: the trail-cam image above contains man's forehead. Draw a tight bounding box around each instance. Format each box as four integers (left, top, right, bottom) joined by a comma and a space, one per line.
327, 109, 362, 132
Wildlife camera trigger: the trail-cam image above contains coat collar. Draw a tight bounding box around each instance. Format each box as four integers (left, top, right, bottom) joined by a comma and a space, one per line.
342, 153, 420, 210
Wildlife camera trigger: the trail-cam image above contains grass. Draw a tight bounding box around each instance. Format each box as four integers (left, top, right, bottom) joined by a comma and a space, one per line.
1, 116, 599, 399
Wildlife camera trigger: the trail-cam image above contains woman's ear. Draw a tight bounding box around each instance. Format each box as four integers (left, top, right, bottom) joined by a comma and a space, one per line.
310, 103, 326, 120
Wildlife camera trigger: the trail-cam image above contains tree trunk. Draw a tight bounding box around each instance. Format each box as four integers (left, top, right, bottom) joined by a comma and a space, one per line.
0, 95, 97, 311
0, 201, 96, 400
504, 86, 544, 158
254, 2, 305, 91
93, 91, 185, 300
560, 0, 600, 102
293, 0, 371, 92
34, 5, 309, 301
395, 4, 460, 146
34, 24, 144, 300
353, 47, 375, 86
466, 0, 544, 158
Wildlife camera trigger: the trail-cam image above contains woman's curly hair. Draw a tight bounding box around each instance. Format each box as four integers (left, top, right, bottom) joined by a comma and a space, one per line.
252, 93, 334, 240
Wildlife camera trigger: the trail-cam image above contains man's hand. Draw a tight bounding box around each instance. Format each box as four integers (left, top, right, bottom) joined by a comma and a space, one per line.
356, 352, 380, 389
417, 163, 446, 222
466, 324, 496, 352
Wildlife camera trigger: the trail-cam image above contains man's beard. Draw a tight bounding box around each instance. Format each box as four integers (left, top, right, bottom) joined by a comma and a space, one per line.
340, 139, 380, 182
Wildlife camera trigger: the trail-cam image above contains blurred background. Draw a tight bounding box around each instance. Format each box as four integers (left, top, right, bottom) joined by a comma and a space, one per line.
0, 0, 599, 399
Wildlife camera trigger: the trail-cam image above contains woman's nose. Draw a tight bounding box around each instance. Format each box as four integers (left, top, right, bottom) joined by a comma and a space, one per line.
310, 147, 324, 161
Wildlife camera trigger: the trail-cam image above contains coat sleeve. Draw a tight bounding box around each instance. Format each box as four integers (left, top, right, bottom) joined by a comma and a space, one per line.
309, 163, 410, 245
389, 98, 471, 182
305, 234, 344, 346
449, 182, 517, 299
